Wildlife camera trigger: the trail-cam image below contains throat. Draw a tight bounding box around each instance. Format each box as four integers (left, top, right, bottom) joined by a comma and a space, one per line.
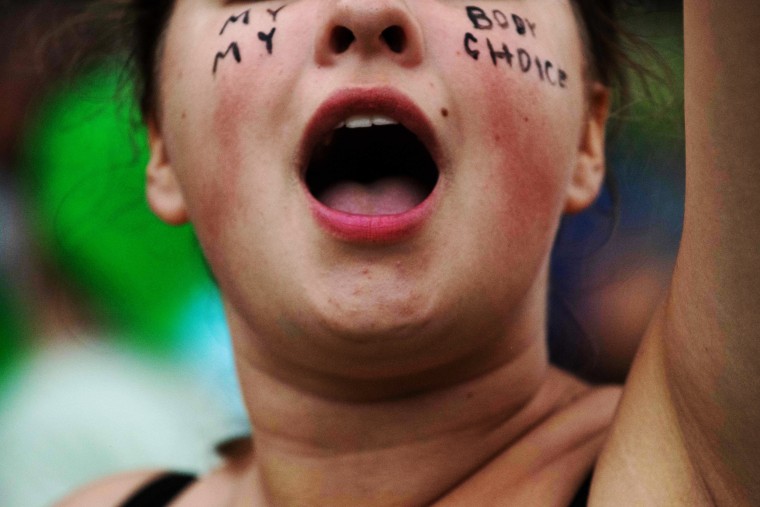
232, 348, 596, 506
239, 370, 617, 507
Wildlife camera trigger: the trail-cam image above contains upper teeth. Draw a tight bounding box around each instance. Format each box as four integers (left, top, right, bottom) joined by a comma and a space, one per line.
337, 115, 399, 129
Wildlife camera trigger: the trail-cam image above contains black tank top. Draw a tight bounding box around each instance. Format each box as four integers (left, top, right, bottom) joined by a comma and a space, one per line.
119, 472, 197, 507
120, 470, 593, 506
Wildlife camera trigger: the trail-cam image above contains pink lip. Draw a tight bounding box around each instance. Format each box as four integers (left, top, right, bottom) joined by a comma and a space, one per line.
307, 200, 435, 243
299, 87, 442, 244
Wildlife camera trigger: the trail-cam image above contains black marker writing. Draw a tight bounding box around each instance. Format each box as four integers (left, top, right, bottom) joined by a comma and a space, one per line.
518, 48, 531, 72
541, 59, 554, 84
219, 10, 250, 35
464, 35, 568, 89
493, 10, 508, 29
258, 27, 276, 55
558, 69, 567, 88
213, 5, 283, 75
462, 6, 564, 88
513, 15, 526, 35
487, 39, 513, 67
511, 14, 536, 36
466, 6, 493, 29
464, 33, 480, 60
213, 42, 242, 74
267, 5, 286, 22
465, 6, 537, 37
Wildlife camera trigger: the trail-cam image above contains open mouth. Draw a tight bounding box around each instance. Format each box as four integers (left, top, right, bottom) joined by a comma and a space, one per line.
304, 114, 439, 216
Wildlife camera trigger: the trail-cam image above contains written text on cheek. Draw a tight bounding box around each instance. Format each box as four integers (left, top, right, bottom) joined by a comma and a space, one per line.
463, 6, 568, 89
213, 6, 285, 76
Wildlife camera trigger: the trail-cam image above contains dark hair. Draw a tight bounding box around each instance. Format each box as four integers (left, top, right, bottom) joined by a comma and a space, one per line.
114, 0, 631, 119
125, 0, 174, 116
572, 1, 632, 90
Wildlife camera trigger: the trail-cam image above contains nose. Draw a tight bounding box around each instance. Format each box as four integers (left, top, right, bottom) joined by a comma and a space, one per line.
314, 0, 424, 67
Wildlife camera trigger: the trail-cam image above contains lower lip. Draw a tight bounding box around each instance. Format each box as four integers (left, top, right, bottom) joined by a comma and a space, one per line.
307, 191, 436, 244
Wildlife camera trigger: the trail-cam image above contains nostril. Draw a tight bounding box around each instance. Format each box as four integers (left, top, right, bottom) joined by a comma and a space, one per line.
381, 25, 406, 53
330, 26, 355, 54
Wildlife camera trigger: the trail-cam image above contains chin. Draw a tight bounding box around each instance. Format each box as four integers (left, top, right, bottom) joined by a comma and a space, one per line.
306, 283, 437, 345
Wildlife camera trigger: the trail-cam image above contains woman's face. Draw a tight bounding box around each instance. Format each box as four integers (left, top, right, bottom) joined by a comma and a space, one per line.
148, 0, 607, 383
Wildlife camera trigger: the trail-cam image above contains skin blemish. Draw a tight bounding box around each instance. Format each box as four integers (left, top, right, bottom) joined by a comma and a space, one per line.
219, 9, 250, 35
441, 108, 449, 118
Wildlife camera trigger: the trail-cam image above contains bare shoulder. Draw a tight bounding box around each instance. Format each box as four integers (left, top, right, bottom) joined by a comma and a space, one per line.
54, 469, 167, 507
55, 442, 254, 507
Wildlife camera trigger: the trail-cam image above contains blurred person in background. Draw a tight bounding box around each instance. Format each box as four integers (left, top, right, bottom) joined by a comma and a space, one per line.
0, 3, 247, 506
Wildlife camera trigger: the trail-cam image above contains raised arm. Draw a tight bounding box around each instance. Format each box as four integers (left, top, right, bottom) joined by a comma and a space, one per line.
593, 2, 760, 505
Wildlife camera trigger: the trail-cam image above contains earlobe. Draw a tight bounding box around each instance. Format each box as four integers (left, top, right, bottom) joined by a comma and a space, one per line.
146, 118, 189, 225
564, 83, 610, 214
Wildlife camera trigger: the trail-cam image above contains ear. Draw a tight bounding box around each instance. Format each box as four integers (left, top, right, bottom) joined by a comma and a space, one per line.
564, 83, 610, 214
146, 117, 189, 225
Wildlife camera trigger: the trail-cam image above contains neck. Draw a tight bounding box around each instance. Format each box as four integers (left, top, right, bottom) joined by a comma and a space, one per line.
231, 338, 590, 506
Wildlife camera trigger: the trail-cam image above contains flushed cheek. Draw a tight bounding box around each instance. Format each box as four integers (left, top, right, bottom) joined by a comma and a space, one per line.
167, 80, 268, 263
450, 0, 583, 207
186, 10, 300, 239
477, 74, 569, 222
209, 68, 264, 208
197, 79, 274, 256
497, 98, 567, 187
208, 14, 291, 171
468, 101, 568, 312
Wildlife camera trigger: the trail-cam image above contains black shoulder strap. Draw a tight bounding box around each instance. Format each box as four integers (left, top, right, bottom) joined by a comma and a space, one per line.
118, 469, 589, 506
120, 472, 197, 507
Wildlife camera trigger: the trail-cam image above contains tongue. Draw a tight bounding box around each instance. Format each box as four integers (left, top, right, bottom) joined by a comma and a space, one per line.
320, 176, 427, 215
